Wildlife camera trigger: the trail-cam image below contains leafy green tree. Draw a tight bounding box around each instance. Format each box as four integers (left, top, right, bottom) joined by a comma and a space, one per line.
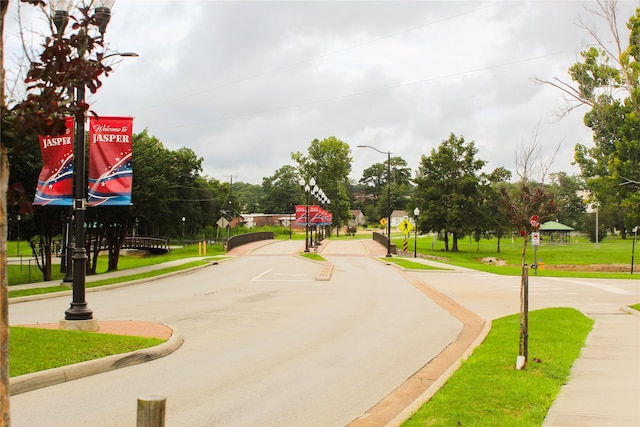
292, 136, 352, 233
483, 167, 512, 253
359, 156, 412, 223
535, 1, 640, 233
413, 133, 487, 252
232, 181, 263, 214
261, 165, 300, 214
548, 172, 586, 229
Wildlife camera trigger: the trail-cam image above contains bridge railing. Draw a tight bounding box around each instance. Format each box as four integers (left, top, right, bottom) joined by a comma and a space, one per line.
225, 232, 274, 252
89, 236, 169, 253
372, 231, 397, 254
124, 237, 169, 251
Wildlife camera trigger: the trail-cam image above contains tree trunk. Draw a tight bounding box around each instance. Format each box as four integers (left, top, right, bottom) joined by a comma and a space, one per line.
443, 231, 449, 252
1, 0, 12, 422
0, 145, 11, 427
451, 232, 459, 252
497, 236, 501, 254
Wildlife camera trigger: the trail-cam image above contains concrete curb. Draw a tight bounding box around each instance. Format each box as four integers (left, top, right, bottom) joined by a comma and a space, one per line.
295, 253, 334, 281
386, 320, 492, 427
9, 324, 184, 395
621, 305, 640, 317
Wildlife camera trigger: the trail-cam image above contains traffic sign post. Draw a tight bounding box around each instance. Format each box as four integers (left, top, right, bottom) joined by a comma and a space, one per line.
529, 215, 540, 230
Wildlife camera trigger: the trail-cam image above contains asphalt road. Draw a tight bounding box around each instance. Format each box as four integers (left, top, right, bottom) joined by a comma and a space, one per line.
9, 240, 462, 426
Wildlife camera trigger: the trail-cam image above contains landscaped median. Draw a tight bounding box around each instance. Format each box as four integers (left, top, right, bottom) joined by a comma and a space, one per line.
380, 257, 451, 271
9, 322, 183, 395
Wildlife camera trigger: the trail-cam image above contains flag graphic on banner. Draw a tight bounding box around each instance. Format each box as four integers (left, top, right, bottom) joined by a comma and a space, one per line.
88, 116, 133, 206
34, 117, 74, 206
295, 205, 308, 225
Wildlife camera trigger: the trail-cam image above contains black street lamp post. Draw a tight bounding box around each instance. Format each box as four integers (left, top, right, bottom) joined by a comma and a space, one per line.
357, 145, 392, 257
52, 0, 118, 327
299, 178, 315, 252
413, 207, 420, 258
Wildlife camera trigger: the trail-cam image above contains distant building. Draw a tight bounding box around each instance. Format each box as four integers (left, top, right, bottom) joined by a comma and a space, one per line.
349, 210, 366, 226
390, 210, 408, 228
240, 213, 303, 230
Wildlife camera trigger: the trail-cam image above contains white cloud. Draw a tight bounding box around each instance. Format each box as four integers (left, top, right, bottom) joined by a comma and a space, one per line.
5, 0, 639, 184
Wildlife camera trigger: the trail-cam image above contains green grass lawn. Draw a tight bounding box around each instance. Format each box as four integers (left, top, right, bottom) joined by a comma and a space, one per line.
7, 241, 225, 286
392, 233, 639, 279
9, 327, 164, 377
299, 253, 327, 262
403, 307, 594, 427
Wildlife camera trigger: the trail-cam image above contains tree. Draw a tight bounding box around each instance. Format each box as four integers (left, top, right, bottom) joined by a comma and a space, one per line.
483, 167, 512, 253
231, 181, 262, 214
292, 136, 352, 233
261, 165, 300, 214
359, 156, 412, 223
535, 0, 640, 233
499, 132, 558, 369
548, 172, 587, 229
413, 133, 487, 252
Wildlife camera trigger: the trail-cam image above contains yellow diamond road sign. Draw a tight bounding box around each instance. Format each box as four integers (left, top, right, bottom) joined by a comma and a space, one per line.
379, 218, 387, 227
398, 219, 413, 235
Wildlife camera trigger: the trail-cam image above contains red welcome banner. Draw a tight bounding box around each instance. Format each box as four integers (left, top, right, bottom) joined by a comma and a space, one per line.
88, 116, 133, 206
34, 117, 74, 206
295, 205, 307, 225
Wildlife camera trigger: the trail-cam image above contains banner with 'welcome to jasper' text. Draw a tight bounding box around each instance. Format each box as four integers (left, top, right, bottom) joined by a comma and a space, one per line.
34, 117, 74, 206
88, 116, 133, 206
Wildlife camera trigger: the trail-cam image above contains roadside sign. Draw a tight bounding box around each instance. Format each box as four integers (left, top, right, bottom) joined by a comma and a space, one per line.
530, 215, 540, 229
217, 217, 229, 228
398, 219, 413, 235
532, 231, 540, 246
379, 218, 387, 227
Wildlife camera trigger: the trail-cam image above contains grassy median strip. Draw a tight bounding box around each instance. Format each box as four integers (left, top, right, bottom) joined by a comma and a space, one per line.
383, 257, 449, 270
403, 307, 594, 426
300, 253, 327, 262
9, 327, 164, 377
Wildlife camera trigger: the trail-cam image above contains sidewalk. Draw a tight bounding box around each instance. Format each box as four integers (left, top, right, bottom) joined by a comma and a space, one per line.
542, 308, 640, 427
8, 256, 219, 292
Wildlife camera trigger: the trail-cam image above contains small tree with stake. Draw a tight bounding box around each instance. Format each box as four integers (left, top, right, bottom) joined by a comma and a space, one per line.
500, 132, 557, 369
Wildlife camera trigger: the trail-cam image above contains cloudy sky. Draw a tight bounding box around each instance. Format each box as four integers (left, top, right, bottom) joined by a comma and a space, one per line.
4, 1, 639, 185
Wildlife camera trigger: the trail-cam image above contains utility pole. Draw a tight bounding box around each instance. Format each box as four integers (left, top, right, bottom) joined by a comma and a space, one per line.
224, 175, 239, 239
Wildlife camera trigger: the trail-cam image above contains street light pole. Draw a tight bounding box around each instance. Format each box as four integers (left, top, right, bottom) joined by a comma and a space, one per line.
65, 81, 92, 322
357, 145, 392, 257
299, 178, 315, 252
413, 207, 420, 258
52, 0, 118, 327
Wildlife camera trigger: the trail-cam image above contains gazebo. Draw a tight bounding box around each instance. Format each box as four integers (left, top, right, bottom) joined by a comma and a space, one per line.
539, 221, 574, 244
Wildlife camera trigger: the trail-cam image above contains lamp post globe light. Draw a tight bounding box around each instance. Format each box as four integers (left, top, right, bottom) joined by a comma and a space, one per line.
299, 177, 316, 252
357, 145, 392, 257
413, 207, 420, 258
310, 184, 330, 242
51, 0, 119, 329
